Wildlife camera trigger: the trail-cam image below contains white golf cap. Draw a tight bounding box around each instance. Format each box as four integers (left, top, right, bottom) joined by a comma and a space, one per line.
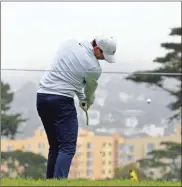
95, 36, 117, 63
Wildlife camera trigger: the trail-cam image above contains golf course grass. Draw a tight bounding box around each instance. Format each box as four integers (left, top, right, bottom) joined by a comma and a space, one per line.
1, 178, 181, 186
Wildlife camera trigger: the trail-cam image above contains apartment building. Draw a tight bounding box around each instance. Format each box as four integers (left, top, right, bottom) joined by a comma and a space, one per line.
1, 125, 181, 179
118, 125, 181, 166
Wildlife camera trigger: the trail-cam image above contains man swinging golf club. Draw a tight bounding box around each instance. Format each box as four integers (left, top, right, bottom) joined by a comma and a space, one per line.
36, 36, 117, 179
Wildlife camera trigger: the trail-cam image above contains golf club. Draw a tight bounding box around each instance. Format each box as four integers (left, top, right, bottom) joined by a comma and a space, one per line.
82, 103, 89, 126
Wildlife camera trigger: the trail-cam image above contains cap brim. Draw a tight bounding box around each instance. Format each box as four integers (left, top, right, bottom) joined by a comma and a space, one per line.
103, 53, 116, 63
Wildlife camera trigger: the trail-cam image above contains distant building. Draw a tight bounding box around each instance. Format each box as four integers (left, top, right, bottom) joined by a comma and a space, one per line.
1, 125, 181, 179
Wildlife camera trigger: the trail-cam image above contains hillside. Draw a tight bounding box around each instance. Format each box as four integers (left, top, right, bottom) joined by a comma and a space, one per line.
2, 73, 179, 139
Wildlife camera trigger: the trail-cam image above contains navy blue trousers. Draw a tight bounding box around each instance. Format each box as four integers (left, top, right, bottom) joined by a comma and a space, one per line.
36, 93, 78, 179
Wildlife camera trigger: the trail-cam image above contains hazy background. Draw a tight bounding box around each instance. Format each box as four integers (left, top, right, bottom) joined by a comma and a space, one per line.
1, 2, 181, 138
2, 2, 181, 70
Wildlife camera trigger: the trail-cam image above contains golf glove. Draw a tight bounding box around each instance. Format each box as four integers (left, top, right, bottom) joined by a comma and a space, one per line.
87, 94, 95, 107
79, 94, 95, 111
79, 100, 88, 111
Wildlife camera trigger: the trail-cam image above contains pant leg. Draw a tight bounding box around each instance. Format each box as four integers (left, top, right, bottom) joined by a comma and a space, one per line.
36, 93, 59, 179
53, 97, 78, 179
37, 93, 78, 179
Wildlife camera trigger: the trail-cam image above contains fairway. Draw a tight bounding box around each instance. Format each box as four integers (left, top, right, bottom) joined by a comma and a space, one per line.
1, 178, 181, 186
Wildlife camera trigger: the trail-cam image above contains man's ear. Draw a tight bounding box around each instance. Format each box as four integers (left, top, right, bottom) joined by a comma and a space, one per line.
95, 46, 100, 51
94, 46, 100, 50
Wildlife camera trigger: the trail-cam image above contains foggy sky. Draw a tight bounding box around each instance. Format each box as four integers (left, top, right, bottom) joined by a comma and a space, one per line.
1, 2, 181, 73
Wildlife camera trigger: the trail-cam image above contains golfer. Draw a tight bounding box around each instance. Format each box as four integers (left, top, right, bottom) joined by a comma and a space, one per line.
36, 36, 117, 179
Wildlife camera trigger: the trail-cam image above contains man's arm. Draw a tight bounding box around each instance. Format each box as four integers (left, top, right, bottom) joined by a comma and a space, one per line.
84, 66, 101, 106
75, 70, 100, 102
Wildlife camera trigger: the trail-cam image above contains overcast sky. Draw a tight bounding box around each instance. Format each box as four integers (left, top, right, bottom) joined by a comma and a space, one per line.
1, 2, 181, 72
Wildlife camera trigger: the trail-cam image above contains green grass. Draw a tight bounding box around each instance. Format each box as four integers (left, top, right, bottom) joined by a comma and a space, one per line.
1, 178, 181, 186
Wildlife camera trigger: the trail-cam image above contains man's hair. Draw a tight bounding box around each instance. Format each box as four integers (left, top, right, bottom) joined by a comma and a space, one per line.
92, 39, 97, 47
92, 39, 103, 53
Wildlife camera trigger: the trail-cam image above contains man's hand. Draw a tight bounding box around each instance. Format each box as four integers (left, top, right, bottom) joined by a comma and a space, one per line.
79, 100, 90, 126
79, 100, 88, 111
79, 94, 95, 111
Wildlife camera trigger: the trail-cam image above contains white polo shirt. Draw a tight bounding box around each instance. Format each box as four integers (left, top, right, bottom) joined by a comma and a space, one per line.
37, 39, 102, 101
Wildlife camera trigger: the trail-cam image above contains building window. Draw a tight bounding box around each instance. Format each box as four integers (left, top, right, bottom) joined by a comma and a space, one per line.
102, 161, 106, 165
87, 142, 93, 149
147, 143, 155, 153
7, 145, 13, 152
119, 154, 126, 161
86, 169, 93, 177
125, 145, 134, 153
25, 144, 31, 151
108, 143, 112, 147
102, 142, 106, 147
38, 143, 45, 156
38, 142, 45, 149
87, 152, 93, 159
119, 144, 125, 151
127, 155, 133, 161
127, 145, 134, 152
108, 170, 112, 174
108, 161, 112, 164
39, 151, 44, 156
108, 152, 112, 156
77, 144, 82, 149
129, 145, 134, 152
87, 161, 93, 168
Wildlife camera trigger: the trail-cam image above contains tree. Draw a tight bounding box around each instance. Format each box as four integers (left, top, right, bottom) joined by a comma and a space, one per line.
125, 27, 182, 121
137, 141, 181, 180
1, 150, 47, 179
1, 81, 47, 179
114, 162, 147, 180
1, 81, 26, 139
